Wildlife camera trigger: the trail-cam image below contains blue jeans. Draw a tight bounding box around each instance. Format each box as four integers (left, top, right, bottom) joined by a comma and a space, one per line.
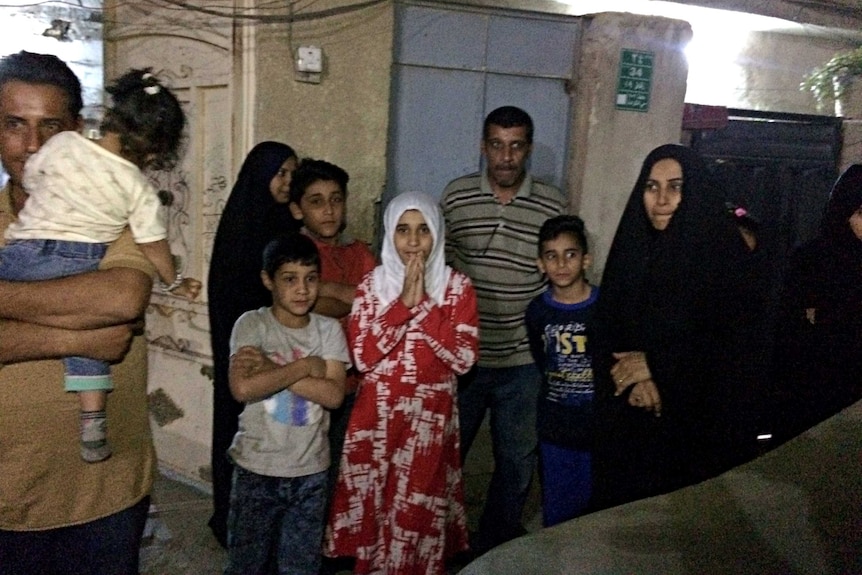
539, 442, 591, 527
0, 239, 111, 391
225, 466, 327, 575
0, 496, 150, 575
458, 363, 540, 552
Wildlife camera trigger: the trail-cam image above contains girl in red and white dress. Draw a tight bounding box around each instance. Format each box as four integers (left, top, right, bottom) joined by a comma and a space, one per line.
324, 191, 479, 575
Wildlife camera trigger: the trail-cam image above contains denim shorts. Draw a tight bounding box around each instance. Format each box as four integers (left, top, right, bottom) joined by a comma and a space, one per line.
0, 239, 106, 281
0, 239, 111, 388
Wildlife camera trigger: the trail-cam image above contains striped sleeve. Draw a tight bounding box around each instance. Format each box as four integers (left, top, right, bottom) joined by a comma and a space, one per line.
441, 174, 566, 367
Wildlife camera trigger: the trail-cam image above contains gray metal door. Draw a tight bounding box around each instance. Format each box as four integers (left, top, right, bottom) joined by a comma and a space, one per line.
385, 2, 581, 208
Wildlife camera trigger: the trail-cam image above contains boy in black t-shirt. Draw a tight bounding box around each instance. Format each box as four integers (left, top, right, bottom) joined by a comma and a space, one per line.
525, 215, 598, 527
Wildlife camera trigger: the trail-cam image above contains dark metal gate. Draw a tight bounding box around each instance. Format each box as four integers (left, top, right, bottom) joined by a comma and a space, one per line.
691, 109, 843, 303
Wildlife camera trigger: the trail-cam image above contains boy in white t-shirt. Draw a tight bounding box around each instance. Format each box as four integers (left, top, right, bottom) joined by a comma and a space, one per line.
224, 232, 349, 575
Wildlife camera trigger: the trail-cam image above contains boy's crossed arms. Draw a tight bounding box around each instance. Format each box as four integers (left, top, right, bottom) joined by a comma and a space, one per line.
229, 345, 345, 409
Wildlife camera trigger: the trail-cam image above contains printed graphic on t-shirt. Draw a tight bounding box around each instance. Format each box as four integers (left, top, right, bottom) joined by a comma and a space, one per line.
263, 348, 312, 426
543, 321, 593, 404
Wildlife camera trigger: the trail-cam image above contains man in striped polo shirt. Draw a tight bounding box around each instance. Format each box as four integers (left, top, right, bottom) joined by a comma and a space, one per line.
441, 106, 566, 556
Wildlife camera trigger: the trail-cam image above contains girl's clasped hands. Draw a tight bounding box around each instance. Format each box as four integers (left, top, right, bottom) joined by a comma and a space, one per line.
401, 252, 425, 308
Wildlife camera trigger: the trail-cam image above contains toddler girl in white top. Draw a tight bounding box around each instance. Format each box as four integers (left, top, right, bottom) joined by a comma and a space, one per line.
0, 68, 201, 462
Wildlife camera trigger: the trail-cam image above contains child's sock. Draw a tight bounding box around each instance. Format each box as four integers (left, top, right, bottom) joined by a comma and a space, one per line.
80, 410, 112, 463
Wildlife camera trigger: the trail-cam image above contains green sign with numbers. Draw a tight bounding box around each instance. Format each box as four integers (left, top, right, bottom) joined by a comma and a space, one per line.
616, 49, 654, 112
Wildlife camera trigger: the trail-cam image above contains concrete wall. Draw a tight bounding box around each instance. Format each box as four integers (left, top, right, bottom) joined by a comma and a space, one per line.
252, 2, 394, 243
733, 31, 858, 114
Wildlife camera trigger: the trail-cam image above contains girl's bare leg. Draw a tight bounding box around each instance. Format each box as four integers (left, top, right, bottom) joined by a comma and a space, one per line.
79, 389, 112, 463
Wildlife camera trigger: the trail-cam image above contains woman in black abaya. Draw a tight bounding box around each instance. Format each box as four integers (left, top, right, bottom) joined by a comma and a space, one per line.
591, 144, 766, 510
207, 142, 300, 546
772, 164, 862, 441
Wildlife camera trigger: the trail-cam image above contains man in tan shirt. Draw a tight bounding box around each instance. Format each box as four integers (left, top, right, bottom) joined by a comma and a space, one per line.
0, 51, 156, 575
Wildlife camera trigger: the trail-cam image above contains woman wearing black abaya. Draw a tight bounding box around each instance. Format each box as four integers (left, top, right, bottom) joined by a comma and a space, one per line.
207, 142, 300, 547
772, 165, 862, 442
591, 144, 766, 510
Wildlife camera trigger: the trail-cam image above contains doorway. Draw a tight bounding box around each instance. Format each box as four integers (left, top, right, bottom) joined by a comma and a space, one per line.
385, 2, 582, 208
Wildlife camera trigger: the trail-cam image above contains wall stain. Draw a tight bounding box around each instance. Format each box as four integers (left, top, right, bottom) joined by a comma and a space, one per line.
148, 388, 185, 427
198, 465, 212, 483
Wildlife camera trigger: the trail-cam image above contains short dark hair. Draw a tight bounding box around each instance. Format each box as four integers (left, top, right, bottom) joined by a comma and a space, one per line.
538, 215, 588, 256
100, 68, 186, 170
289, 158, 349, 204
0, 51, 83, 119
483, 106, 533, 143
262, 233, 321, 278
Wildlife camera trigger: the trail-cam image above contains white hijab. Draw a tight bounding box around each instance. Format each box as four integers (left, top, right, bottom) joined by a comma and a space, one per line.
373, 191, 450, 308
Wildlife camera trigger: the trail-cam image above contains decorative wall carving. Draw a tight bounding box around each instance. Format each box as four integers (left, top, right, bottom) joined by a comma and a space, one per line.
106, 0, 235, 479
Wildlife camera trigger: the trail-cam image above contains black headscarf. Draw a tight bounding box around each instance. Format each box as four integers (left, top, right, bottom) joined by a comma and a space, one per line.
208, 141, 299, 349
821, 164, 862, 252
599, 144, 723, 307
206, 141, 299, 545
592, 144, 763, 508
808, 164, 862, 315
783, 164, 862, 317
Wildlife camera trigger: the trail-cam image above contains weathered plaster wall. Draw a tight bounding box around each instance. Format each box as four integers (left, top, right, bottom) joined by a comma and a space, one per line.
568, 13, 691, 281
735, 31, 857, 114
0, 1, 102, 103
253, 2, 394, 243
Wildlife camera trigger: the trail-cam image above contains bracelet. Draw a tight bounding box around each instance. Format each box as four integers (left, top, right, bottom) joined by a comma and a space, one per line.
159, 272, 184, 294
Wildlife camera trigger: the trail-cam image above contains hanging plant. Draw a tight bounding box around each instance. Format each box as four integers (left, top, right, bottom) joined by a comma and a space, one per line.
800, 46, 862, 110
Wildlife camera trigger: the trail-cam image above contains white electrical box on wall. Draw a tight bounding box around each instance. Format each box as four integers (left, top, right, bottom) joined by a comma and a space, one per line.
296, 46, 323, 73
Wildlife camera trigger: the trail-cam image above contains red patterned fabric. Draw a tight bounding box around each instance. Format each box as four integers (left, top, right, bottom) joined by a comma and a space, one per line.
325, 269, 479, 575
